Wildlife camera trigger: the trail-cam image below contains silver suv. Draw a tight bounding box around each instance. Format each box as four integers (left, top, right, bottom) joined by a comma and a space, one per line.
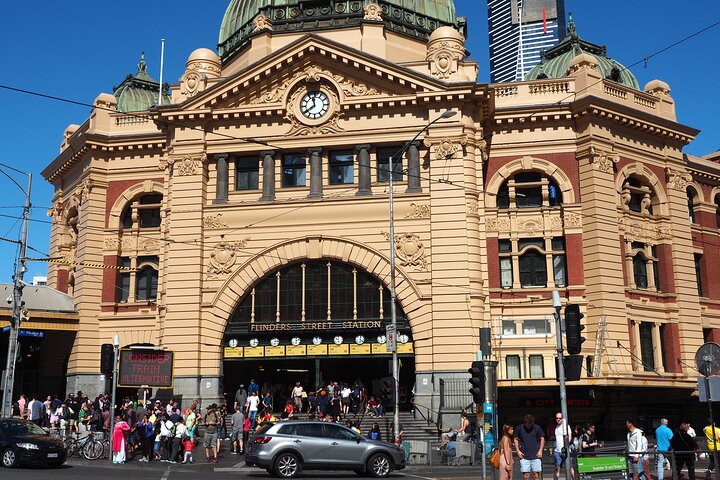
245, 420, 406, 478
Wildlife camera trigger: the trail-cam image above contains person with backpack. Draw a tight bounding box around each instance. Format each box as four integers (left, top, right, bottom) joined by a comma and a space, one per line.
202, 404, 221, 463
368, 422, 382, 441
670, 420, 698, 480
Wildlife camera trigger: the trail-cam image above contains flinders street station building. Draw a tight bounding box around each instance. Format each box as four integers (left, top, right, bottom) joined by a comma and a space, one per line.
39, 0, 720, 435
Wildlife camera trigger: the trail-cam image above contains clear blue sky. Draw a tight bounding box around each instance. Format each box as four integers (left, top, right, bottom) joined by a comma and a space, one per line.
0, 1, 718, 283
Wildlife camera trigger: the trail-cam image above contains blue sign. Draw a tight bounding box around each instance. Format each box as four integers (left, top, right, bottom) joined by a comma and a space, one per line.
483, 402, 494, 414
19, 330, 44, 338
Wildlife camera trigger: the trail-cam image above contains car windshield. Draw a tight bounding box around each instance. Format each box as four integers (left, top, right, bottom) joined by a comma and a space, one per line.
0, 421, 48, 436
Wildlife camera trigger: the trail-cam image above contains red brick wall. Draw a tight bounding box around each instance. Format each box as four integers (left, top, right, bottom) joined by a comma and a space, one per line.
56, 269, 68, 294
485, 152, 580, 198
656, 243, 675, 294
487, 237, 500, 289
565, 233, 584, 285
101, 255, 119, 303
662, 323, 682, 373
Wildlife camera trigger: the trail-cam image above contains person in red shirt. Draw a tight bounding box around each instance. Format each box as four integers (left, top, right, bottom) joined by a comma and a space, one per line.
181, 437, 194, 464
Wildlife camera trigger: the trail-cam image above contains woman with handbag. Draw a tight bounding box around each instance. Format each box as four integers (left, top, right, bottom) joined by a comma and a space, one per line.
499, 424, 515, 480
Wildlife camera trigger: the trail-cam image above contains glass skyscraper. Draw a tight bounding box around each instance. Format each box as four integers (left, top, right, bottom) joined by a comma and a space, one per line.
488, 0, 567, 83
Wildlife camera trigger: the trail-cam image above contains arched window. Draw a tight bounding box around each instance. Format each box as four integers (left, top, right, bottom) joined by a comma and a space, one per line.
519, 249, 547, 288
622, 177, 654, 215
120, 193, 163, 229
633, 252, 648, 290
496, 171, 562, 209
687, 187, 696, 224
715, 193, 720, 228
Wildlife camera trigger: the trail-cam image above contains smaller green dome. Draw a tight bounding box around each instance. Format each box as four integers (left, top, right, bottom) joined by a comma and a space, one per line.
113, 53, 172, 113
525, 14, 639, 89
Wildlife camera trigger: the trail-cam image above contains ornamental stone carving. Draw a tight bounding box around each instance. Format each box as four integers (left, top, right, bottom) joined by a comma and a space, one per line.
285, 86, 344, 136
204, 213, 228, 229
564, 212, 582, 228
78, 180, 93, 203
251, 65, 378, 106
666, 168, 693, 191
382, 232, 429, 271
588, 146, 619, 174
424, 136, 467, 159
466, 201, 479, 217
208, 238, 250, 277
104, 237, 120, 251
160, 154, 206, 175
140, 238, 161, 253
253, 12, 273, 32
48, 197, 64, 223
180, 49, 221, 98
518, 218, 543, 235
426, 27, 466, 80
405, 203, 431, 219
363, 3, 382, 21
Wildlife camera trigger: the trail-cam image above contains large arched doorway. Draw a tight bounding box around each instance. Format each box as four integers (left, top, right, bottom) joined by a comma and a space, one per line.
222, 259, 415, 412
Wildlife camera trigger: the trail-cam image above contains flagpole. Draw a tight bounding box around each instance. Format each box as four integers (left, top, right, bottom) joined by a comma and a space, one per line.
158, 39, 165, 106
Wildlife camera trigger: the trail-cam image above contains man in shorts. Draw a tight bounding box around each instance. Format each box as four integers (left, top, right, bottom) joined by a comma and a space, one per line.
231, 407, 245, 455
553, 412, 571, 480
514, 414, 545, 480
203, 404, 221, 463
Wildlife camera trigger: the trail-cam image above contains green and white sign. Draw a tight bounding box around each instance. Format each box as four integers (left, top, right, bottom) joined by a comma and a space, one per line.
577, 456, 627, 474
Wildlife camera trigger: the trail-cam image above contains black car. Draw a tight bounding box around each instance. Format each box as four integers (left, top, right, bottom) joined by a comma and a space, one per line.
0, 418, 66, 468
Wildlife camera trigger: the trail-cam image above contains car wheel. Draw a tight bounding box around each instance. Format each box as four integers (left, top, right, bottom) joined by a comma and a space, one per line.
1, 448, 18, 468
367, 453, 392, 478
274, 452, 300, 478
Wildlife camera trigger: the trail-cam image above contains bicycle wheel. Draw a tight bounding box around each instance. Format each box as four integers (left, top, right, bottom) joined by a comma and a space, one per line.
64, 438, 77, 457
83, 440, 104, 460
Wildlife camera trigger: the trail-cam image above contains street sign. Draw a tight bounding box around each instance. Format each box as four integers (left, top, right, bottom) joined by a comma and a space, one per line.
386, 324, 396, 353
483, 402, 494, 414
117, 349, 174, 388
19, 330, 43, 338
698, 376, 720, 402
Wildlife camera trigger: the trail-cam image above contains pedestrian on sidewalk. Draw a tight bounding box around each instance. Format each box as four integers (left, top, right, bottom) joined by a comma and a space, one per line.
231, 407, 245, 454
553, 412, 571, 480
182, 436, 195, 464
500, 424, 515, 480
112, 416, 130, 464
704, 418, 720, 475
514, 414, 545, 480
670, 420, 698, 480
202, 404, 221, 463
655, 418, 673, 480
626, 418, 644, 480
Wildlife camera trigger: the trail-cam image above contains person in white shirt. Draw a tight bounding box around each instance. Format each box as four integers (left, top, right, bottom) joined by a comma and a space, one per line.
246, 391, 260, 428
169, 420, 187, 463
626, 418, 644, 480
341, 385, 352, 417
291, 382, 304, 413
553, 413, 571, 480
687, 423, 697, 437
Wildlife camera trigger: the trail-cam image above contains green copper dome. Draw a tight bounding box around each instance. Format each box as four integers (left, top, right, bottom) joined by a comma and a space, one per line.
525, 14, 639, 89
113, 53, 171, 113
218, 0, 461, 61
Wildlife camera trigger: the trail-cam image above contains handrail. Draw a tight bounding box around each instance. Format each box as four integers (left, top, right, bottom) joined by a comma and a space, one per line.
411, 400, 444, 439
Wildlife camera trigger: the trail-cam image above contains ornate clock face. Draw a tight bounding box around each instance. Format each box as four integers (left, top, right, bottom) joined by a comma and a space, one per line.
291, 337, 301, 346
377, 335, 387, 344
313, 336, 323, 345
249, 338, 259, 347
228, 339, 238, 348
398, 334, 409, 344
270, 337, 280, 347
334, 335, 344, 345
300, 91, 330, 119
355, 335, 365, 345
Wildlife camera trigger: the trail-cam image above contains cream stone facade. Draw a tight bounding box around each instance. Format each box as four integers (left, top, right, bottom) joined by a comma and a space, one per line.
41, 1, 720, 436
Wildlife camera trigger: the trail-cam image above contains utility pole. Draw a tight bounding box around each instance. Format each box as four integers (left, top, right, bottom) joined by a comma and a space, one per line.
2, 172, 31, 417
553, 291, 571, 480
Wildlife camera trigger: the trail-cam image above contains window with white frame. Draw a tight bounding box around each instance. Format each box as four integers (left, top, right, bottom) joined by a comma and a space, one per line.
500, 318, 551, 336
506, 355, 521, 379
528, 355, 545, 378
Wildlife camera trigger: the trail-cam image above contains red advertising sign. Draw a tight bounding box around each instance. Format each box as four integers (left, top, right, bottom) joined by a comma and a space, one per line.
117, 349, 174, 388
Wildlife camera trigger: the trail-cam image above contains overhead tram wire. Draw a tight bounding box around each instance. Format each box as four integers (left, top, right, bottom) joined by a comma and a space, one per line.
0, 17, 717, 204
0, 20, 717, 279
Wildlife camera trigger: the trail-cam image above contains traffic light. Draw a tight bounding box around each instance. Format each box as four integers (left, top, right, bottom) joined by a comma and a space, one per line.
468, 361, 485, 404
565, 304, 585, 355
555, 355, 584, 382
100, 343, 114, 375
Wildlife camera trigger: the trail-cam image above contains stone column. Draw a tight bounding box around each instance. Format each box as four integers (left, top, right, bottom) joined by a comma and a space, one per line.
259, 150, 276, 202
213, 153, 229, 204
356, 144, 372, 196
307, 147, 323, 199
405, 141, 421, 193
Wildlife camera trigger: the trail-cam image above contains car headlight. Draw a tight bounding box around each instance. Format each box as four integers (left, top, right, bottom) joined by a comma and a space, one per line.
17, 443, 40, 450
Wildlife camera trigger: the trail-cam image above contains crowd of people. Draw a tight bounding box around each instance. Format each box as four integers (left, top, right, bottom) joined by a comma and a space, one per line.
495, 413, 719, 480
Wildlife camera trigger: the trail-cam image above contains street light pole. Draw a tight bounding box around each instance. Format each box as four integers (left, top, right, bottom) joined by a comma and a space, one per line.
2, 171, 31, 418
388, 110, 456, 444
553, 290, 571, 480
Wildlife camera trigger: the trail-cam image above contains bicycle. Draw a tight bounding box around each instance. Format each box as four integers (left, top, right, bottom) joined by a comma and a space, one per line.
65, 431, 104, 460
